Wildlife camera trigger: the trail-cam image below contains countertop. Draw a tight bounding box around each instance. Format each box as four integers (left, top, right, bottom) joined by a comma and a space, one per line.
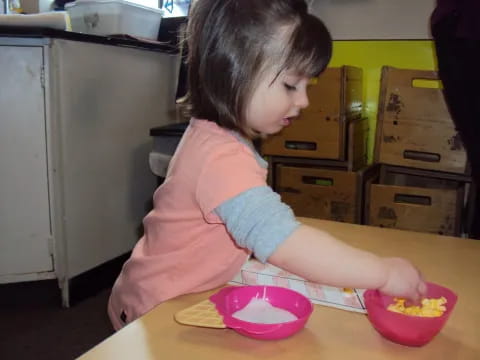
0, 25, 178, 53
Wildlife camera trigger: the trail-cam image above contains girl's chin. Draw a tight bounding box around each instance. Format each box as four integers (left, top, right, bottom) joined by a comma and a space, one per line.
261, 129, 283, 137
250, 124, 285, 138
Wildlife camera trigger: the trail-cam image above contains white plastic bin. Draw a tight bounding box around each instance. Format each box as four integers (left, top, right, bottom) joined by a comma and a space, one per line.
66, 0, 163, 40
149, 122, 188, 179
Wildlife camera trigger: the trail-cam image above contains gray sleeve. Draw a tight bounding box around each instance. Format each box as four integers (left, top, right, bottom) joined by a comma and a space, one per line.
215, 186, 300, 263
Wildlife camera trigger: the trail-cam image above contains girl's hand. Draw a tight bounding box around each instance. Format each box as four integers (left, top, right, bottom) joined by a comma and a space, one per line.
378, 257, 427, 302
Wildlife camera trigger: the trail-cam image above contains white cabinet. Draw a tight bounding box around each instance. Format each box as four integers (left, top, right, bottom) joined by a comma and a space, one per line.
0, 37, 180, 305
0, 46, 53, 278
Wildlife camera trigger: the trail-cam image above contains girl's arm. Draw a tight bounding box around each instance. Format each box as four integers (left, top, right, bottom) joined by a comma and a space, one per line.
268, 224, 426, 301
215, 186, 426, 301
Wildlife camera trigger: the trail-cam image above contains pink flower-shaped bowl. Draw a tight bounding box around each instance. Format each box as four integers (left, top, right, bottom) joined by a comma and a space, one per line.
364, 282, 458, 347
209, 285, 313, 340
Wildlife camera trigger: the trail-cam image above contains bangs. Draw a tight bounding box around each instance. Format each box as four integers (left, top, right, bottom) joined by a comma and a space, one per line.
282, 14, 332, 78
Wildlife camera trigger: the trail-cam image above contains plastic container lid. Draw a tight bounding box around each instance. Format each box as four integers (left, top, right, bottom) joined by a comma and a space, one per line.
66, 0, 163, 14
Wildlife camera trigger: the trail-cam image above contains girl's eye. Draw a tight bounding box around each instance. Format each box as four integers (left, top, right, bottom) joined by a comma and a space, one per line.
283, 83, 297, 91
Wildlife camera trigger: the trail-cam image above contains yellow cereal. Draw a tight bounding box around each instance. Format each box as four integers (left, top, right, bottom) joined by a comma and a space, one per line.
387, 297, 447, 317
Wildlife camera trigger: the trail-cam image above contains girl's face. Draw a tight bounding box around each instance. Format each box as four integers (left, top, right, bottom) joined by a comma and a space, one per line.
245, 68, 310, 137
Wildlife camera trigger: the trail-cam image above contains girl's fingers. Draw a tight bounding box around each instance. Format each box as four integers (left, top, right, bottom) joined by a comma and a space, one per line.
418, 279, 427, 296
416, 269, 427, 295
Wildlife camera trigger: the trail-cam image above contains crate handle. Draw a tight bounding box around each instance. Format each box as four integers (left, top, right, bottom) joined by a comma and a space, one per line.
403, 150, 441, 163
278, 187, 301, 194
411, 78, 442, 89
404, 69, 439, 83
285, 141, 317, 151
394, 193, 432, 206
302, 176, 334, 186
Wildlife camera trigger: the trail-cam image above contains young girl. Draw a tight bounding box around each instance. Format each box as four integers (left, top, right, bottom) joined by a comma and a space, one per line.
108, 0, 426, 330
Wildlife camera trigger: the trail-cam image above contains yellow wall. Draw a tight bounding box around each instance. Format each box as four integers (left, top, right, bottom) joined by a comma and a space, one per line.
329, 40, 438, 160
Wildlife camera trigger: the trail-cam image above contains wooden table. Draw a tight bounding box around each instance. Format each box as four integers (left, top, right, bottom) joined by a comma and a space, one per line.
79, 219, 480, 359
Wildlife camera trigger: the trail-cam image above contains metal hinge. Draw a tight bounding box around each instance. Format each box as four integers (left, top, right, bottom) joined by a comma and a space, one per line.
40, 66, 46, 89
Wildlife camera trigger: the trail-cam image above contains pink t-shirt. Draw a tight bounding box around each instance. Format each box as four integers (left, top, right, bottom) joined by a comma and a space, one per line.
108, 119, 268, 329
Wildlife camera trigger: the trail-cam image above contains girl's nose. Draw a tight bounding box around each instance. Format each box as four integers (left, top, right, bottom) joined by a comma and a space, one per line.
295, 88, 309, 109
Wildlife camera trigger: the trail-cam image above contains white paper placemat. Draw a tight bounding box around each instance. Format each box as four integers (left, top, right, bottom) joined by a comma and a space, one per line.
229, 259, 367, 314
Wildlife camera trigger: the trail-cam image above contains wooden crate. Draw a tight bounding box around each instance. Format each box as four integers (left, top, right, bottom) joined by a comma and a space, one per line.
264, 117, 368, 173
274, 164, 372, 223
262, 66, 364, 161
365, 164, 467, 236
375, 66, 468, 174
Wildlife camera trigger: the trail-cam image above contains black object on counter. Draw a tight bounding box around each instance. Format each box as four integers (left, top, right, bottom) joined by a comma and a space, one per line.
150, 122, 189, 137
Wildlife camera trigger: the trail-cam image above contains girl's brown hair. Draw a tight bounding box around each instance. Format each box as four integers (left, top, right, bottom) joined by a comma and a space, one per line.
186, 0, 332, 137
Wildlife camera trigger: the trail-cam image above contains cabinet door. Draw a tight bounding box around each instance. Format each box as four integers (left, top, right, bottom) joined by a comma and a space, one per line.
0, 46, 53, 277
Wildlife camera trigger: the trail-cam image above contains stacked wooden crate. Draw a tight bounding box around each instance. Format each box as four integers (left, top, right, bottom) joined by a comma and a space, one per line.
365, 66, 473, 236
261, 66, 370, 224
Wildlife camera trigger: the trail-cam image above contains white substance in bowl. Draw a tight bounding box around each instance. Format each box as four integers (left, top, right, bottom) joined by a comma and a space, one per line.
232, 298, 298, 324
